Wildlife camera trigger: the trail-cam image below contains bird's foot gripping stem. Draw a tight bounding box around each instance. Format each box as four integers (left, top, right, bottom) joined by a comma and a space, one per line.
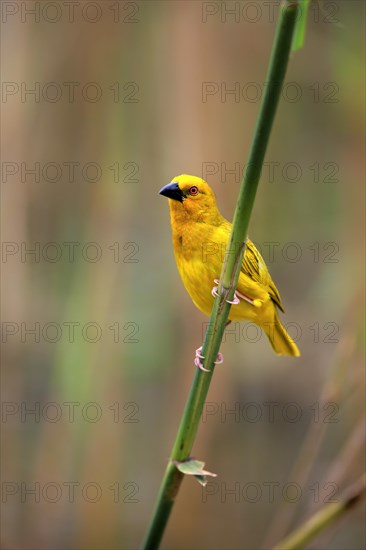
211, 279, 262, 308
194, 346, 223, 372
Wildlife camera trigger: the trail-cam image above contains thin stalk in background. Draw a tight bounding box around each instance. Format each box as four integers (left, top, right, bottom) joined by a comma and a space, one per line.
142, 2, 300, 549
262, 329, 355, 548
273, 474, 366, 550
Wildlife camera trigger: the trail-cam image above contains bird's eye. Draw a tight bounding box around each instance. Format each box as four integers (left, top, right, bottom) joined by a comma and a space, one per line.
189, 186, 199, 196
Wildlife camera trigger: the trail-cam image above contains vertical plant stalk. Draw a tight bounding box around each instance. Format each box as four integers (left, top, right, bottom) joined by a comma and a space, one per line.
273, 474, 366, 550
142, 2, 299, 549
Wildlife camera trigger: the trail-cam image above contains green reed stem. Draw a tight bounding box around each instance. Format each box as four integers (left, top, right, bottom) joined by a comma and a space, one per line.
142, 3, 300, 548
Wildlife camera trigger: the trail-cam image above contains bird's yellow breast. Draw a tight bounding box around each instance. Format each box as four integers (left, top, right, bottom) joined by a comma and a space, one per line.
172, 224, 219, 317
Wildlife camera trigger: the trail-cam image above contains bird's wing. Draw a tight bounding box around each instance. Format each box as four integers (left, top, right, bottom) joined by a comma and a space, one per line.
241, 238, 285, 312
214, 220, 285, 311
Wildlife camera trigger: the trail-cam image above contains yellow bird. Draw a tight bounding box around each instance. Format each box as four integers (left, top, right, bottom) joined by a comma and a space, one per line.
159, 174, 300, 368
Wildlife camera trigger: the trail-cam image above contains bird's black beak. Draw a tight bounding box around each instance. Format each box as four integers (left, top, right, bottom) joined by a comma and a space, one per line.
159, 182, 184, 203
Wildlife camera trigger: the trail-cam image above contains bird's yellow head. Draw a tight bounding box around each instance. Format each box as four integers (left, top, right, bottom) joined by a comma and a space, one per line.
159, 174, 222, 224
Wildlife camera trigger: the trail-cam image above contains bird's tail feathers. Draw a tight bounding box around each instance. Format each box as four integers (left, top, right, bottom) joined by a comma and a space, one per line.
262, 312, 300, 357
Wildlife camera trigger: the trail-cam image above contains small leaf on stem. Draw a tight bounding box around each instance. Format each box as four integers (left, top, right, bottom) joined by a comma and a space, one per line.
174, 458, 217, 486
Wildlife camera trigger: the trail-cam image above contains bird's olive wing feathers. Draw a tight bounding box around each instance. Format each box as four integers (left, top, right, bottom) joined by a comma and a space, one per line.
217, 220, 285, 312
241, 239, 285, 312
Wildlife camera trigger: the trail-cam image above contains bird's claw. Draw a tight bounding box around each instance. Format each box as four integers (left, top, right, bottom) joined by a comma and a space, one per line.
211, 279, 220, 299
214, 352, 224, 365
226, 294, 240, 305
211, 279, 262, 308
194, 346, 224, 372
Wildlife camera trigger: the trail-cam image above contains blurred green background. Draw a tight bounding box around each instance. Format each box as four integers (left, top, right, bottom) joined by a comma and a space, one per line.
1, 1, 365, 549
